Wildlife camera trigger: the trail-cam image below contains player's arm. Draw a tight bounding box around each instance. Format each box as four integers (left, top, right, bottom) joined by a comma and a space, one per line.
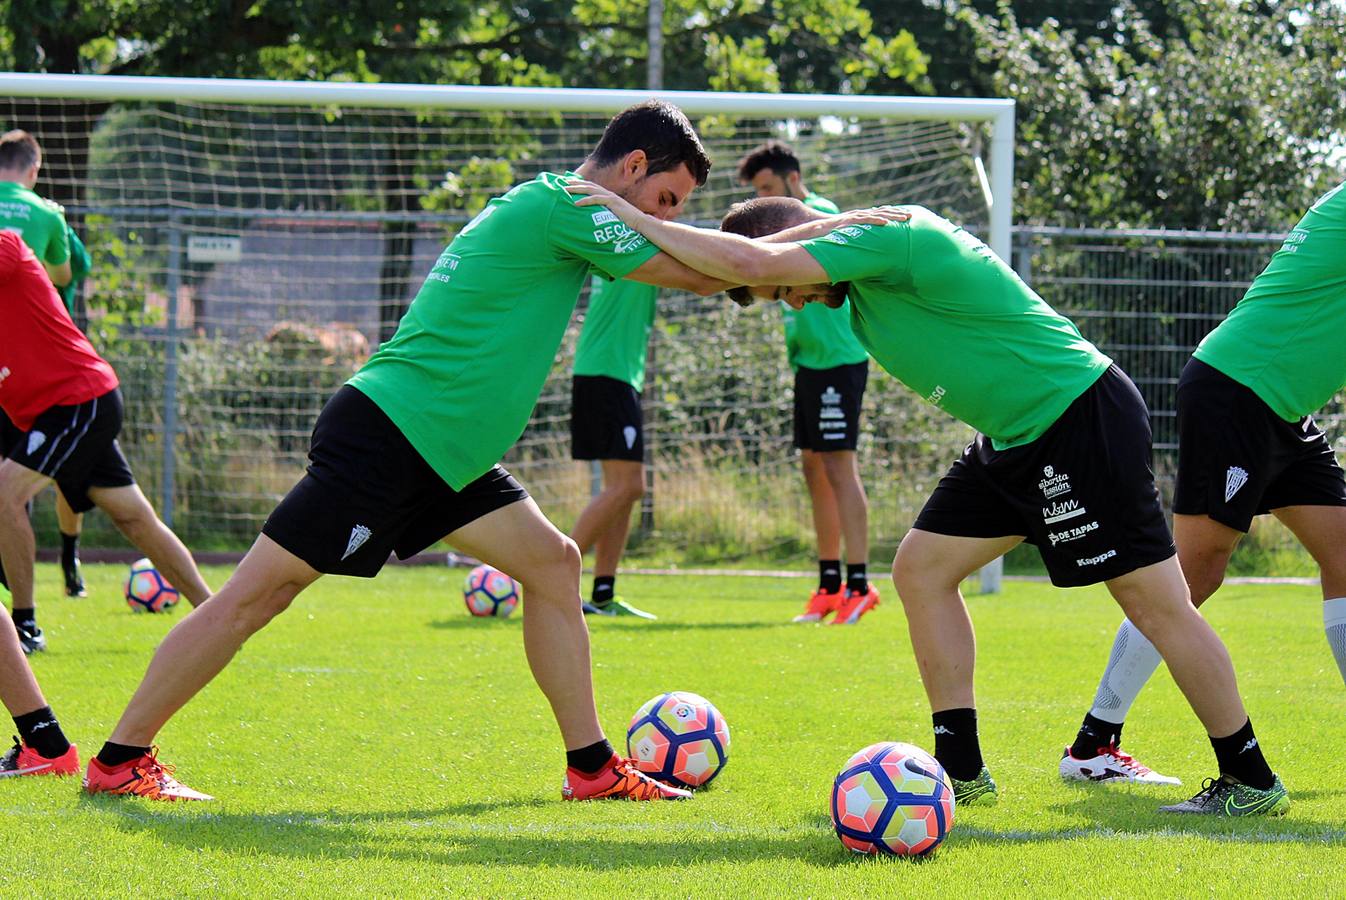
568, 180, 895, 286
44, 258, 72, 287
622, 251, 736, 296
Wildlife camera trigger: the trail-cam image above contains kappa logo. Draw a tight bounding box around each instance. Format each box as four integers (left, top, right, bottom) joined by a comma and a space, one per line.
932, 725, 954, 735
0, 365, 9, 386
623, 426, 637, 449
342, 524, 372, 561
1225, 466, 1250, 503
1042, 499, 1087, 524
1075, 549, 1117, 567
1240, 738, 1259, 754
27, 431, 46, 455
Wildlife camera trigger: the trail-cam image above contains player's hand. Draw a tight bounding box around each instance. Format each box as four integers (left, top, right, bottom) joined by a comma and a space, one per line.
564, 178, 638, 216
835, 206, 911, 228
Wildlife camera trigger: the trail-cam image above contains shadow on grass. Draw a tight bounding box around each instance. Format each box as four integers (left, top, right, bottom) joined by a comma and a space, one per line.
426, 618, 780, 633
79, 795, 856, 869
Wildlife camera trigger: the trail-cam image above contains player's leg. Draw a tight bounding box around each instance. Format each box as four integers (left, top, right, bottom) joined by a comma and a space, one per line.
54, 490, 85, 597
820, 449, 877, 624
1106, 558, 1287, 814
0, 460, 54, 654
794, 449, 845, 621
577, 460, 653, 618
446, 497, 686, 800
1272, 504, 1346, 684
1062, 512, 1241, 782
892, 527, 1022, 804
0, 607, 78, 776
84, 533, 319, 800
87, 483, 212, 607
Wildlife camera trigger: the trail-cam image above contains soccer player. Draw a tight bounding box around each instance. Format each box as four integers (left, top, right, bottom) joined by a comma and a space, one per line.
570, 275, 659, 619
0, 130, 76, 646
0, 230, 213, 777
83, 100, 809, 802
563, 182, 1290, 816
736, 141, 878, 624
1059, 181, 1346, 799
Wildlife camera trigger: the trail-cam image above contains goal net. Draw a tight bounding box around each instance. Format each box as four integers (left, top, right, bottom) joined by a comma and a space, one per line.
1, 77, 1013, 567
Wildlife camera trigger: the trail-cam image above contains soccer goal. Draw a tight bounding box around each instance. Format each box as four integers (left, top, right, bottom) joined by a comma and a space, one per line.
0, 73, 1013, 582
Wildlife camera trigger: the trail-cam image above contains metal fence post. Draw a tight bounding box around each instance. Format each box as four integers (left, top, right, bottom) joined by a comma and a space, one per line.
161, 213, 182, 527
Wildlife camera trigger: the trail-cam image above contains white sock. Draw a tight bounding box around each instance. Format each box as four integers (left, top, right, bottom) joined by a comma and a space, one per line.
1088, 618, 1163, 724
1324, 597, 1346, 686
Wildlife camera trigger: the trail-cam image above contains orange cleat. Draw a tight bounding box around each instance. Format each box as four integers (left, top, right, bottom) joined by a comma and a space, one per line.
793, 586, 844, 623
563, 755, 692, 801
82, 747, 213, 801
831, 584, 880, 624
0, 737, 80, 777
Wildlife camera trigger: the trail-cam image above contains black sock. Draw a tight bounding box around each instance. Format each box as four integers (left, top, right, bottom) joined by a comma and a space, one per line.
846, 563, 868, 595
96, 741, 152, 768
60, 532, 80, 571
1210, 718, 1275, 790
13, 706, 71, 759
11, 607, 35, 632
1070, 712, 1124, 758
591, 576, 616, 606
819, 560, 842, 593
932, 707, 984, 782
566, 739, 616, 774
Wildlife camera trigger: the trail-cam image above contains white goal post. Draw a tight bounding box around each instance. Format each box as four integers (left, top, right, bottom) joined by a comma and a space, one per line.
1, 73, 1012, 590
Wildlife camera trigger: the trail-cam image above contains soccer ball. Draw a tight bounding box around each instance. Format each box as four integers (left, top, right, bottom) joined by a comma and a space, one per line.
831, 741, 955, 857
124, 558, 180, 613
626, 691, 730, 788
462, 564, 520, 618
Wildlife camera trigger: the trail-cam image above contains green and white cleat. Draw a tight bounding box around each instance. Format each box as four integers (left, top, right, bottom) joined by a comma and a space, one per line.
601, 597, 657, 620
950, 766, 998, 806
1159, 774, 1289, 816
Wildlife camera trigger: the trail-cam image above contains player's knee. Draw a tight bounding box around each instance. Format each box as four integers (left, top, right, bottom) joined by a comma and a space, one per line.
620, 477, 646, 504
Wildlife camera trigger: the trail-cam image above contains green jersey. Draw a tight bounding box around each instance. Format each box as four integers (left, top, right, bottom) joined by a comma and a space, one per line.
0, 182, 70, 270
349, 172, 660, 489
1194, 182, 1346, 421
573, 275, 658, 392
61, 226, 91, 315
800, 207, 1112, 449
780, 192, 868, 372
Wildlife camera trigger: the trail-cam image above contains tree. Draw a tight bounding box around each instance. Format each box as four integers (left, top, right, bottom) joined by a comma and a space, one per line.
942, 0, 1346, 229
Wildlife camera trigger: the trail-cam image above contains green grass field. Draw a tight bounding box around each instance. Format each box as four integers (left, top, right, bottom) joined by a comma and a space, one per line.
3, 564, 1342, 897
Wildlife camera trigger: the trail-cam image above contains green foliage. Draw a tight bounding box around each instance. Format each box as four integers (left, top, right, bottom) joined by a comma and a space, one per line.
946, 0, 1346, 228
4, 569, 1343, 895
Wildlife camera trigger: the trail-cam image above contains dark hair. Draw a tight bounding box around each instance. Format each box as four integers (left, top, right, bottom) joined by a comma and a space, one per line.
587, 100, 711, 186
736, 139, 800, 183
0, 130, 40, 172
720, 196, 814, 307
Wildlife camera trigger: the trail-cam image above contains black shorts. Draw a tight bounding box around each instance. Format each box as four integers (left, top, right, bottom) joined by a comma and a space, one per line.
1, 389, 134, 513
262, 385, 530, 577
1172, 359, 1346, 532
793, 361, 867, 452
913, 365, 1175, 587
571, 375, 644, 462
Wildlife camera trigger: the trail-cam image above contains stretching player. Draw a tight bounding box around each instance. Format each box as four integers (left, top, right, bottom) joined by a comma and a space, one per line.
564, 182, 1290, 816
570, 275, 658, 619
0, 231, 211, 777
1060, 181, 1346, 801
83, 101, 859, 802
737, 140, 877, 624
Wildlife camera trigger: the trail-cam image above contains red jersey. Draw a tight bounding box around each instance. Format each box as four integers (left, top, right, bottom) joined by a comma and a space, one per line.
0, 230, 118, 430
